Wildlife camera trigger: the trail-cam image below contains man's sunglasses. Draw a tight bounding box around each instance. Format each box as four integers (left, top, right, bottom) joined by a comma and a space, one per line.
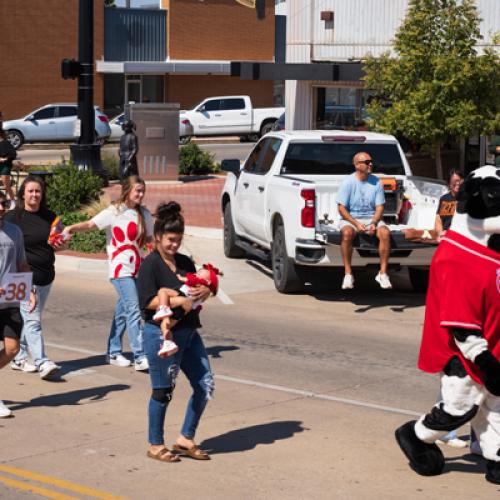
357, 159, 373, 165
0, 200, 12, 208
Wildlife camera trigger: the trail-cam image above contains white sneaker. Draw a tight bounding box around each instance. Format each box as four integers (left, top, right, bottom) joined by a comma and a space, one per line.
107, 354, 131, 367
436, 437, 468, 449
10, 359, 37, 373
375, 272, 392, 289
153, 306, 173, 322
158, 340, 179, 358
134, 358, 149, 371
0, 401, 12, 418
39, 360, 60, 380
341, 274, 354, 290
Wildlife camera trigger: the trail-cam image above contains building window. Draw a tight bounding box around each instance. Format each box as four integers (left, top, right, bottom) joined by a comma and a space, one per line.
314, 87, 371, 130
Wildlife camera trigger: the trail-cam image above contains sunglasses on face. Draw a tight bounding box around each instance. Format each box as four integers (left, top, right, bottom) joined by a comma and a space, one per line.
0, 200, 11, 208
357, 159, 373, 165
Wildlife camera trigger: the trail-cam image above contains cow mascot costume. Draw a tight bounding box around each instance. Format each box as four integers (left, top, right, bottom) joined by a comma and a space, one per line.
395, 165, 500, 484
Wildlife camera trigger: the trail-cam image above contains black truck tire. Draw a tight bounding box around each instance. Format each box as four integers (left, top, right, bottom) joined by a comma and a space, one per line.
223, 203, 245, 258
271, 223, 303, 293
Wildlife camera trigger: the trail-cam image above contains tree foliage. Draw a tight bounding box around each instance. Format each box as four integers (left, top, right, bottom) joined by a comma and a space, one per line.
364, 0, 500, 177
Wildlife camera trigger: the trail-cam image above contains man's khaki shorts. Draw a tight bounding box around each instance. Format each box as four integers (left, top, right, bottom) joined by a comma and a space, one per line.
339, 218, 388, 231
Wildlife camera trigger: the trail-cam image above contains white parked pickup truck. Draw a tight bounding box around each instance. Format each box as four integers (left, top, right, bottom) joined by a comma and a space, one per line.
180, 95, 284, 141
220, 130, 447, 293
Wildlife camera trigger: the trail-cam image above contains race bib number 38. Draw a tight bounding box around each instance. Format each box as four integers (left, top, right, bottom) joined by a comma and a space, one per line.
0, 273, 33, 304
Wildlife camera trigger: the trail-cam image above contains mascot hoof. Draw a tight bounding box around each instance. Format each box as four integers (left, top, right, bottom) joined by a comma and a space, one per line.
486, 460, 500, 485
395, 420, 445, 476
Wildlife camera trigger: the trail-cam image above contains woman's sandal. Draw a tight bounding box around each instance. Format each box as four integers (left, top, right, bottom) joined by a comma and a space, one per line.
147, 447, 181, 463
172, 444, 210, 460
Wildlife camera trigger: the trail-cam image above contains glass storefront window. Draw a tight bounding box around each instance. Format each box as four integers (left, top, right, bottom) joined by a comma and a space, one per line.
314, 87, 371, 131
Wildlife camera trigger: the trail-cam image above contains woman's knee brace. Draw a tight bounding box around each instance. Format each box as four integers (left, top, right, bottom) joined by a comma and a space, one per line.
152, 387, 174, 404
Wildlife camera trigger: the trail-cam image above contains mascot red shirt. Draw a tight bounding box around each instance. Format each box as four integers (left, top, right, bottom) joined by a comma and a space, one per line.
418, 229, 500, 384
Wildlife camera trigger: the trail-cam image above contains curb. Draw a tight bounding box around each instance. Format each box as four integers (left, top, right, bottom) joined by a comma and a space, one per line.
55, 225, 222, 273
19, 137, 244, 151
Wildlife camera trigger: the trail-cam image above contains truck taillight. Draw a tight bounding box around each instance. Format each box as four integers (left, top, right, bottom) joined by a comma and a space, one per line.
300, 189, 315, 228
97, 115, 109, 123
181, 119, 191, 125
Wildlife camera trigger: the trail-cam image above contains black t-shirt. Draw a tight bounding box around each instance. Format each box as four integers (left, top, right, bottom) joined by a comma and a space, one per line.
436, 192, 457, 231
137, 250, 201, 329
5, 208, 57, 286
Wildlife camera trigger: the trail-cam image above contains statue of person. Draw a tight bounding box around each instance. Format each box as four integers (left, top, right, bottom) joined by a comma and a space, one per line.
119, 119, 139, 179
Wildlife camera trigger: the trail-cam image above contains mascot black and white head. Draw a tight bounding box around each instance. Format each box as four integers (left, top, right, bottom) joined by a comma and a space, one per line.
450, 165, 500, 252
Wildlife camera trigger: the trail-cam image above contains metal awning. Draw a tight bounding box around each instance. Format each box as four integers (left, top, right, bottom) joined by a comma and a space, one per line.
96, 60, 231, 75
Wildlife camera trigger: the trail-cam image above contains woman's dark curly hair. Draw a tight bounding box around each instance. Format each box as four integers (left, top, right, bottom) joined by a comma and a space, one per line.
154, 201, 185, 236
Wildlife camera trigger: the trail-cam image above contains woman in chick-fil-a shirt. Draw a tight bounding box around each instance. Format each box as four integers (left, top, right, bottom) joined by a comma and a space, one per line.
64, 175, 153, 371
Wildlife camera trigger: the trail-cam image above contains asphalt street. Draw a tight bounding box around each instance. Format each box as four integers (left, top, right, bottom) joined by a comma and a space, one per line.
1, 235, 498, 499
16, 143, 254, 166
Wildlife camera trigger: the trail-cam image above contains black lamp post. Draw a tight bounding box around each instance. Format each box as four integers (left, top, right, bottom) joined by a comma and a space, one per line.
62, 0, 105, 178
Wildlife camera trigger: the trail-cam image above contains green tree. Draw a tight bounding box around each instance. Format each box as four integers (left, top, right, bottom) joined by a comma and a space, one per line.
104, 0, 116, 7
364, 0, 500, 178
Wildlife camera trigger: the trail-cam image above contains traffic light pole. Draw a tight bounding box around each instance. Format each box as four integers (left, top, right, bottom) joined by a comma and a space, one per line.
70, 0, 106, 179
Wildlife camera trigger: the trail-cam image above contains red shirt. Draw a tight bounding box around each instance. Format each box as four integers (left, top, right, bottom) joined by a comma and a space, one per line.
418, 230, 500, 384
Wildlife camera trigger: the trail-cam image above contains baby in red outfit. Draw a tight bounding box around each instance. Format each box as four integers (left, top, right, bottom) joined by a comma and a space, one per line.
154, 264, 222, 357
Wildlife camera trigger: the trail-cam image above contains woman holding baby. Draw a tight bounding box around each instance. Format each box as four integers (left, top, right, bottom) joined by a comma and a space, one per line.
137, 201, 215, 463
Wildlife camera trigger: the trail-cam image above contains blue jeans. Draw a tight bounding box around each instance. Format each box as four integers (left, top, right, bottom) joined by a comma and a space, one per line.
16, 283, 52, 368
109, 278, 145, 361
144, 322, 214, 445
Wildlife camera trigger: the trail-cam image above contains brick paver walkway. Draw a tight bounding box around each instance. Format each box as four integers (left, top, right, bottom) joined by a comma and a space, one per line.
104, 177, 224, 229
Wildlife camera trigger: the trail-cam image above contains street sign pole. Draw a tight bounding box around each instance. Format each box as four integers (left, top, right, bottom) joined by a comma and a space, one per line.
69, 0, 106, 179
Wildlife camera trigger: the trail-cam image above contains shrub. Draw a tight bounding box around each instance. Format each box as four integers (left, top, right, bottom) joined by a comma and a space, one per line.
60, 212, 107, 254
46, 163, 103, 214
179, 142, 220, 175
102, 152, 120, 180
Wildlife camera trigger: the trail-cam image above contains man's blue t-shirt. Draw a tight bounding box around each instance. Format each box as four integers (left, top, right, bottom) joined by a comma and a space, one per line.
336, 173, 385, 219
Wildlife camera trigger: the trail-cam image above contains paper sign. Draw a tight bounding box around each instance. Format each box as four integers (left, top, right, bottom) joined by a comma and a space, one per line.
0, 272, 33, 304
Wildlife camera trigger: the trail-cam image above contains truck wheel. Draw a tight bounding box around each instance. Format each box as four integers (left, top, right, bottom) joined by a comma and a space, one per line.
223, 203, 245, 258
260, 121, 275, 137
272, 224, 303, 293
409, 268, 429, 293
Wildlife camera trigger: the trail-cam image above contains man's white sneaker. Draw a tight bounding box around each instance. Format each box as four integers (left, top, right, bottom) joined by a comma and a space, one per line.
341, 274, 354, 290
375, 273, 392, 289
158, 340, 179, 358
0, 401, 12, 418
134, 358, 149, 371
153, 306, 173, 322
436, 437, 468, 449
107, 354, 131, 367
10, 359, 37, 373
39, 360, 60, 380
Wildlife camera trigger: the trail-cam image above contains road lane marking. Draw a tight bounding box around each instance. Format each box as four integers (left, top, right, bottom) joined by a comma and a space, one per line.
0, 474, 77, 500
216, 375, 421, 417
0, 465, 126, 500
45, 342, 421, 417
216, 287, 234, 305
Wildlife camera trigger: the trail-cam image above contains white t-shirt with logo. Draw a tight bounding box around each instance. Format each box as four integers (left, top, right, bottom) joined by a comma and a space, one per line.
92, 204, 154, 279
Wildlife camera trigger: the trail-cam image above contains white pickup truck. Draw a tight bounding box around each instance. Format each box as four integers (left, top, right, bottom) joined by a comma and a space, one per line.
180, 95, 284, 141
221, 130, 447, 293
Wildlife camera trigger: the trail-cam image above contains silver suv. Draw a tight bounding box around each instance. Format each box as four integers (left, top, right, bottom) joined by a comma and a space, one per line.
3, 103, 112, 149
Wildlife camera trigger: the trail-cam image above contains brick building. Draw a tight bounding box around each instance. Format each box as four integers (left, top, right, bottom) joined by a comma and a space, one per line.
0, 0, 105, 120
0, 0, 276, 120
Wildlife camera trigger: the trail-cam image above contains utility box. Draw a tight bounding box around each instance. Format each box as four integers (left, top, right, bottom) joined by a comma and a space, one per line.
125, 103, 179, 180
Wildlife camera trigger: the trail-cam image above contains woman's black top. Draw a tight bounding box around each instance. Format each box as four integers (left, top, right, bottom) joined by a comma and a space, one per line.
137, 250, 201, 330
5, 208, 57, 286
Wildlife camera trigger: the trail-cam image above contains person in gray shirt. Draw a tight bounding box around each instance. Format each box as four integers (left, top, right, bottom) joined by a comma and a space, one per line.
0, 190, 35, 418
